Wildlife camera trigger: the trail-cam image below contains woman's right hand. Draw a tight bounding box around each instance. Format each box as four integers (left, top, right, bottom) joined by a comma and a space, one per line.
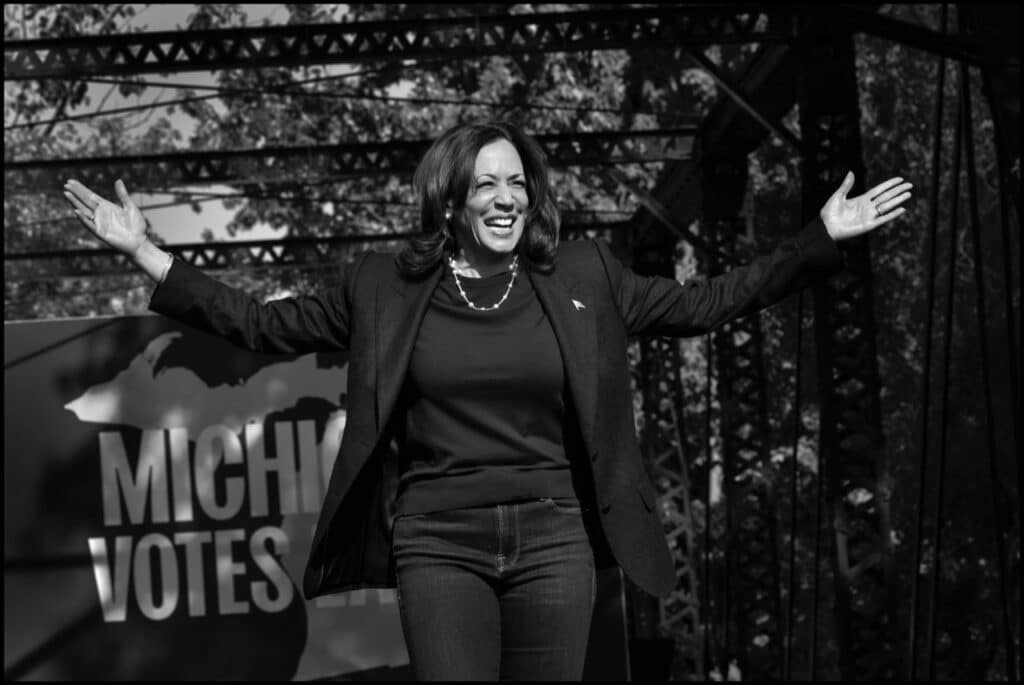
63, 178, 148, 256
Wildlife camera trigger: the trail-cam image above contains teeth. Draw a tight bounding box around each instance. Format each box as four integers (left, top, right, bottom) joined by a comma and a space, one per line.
484, 216, 515, 227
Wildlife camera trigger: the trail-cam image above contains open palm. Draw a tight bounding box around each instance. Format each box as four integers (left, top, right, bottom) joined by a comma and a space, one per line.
820, 171, 913, 241
63, 178, 148, 255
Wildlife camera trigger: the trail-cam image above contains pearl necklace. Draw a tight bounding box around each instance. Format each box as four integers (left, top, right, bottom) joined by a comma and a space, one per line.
448, 255, 519, 311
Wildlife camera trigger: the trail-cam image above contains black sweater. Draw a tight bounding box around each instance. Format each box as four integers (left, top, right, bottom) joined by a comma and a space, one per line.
394, 264, 577, 516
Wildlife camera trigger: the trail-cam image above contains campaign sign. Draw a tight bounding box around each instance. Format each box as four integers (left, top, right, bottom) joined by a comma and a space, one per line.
4, 314, 407, 680
4, 314, 629, 681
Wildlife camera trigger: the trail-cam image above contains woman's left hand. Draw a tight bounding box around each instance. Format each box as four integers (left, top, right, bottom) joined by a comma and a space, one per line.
820, 171, 913, 241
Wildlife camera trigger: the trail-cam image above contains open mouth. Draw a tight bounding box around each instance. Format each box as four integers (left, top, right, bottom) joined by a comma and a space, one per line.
483, 215, 517, 229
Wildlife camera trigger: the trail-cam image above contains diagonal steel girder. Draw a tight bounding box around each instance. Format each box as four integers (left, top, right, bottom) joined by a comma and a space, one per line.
3, 5, 988, 81
625, 30, 803, 249
5, 128, 696, 193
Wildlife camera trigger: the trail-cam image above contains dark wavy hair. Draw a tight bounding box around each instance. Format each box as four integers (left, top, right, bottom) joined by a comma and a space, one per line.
396, 119, 560, 278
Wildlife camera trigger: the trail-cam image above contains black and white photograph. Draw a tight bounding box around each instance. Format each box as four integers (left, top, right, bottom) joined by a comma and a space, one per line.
4, 3, 1019, 681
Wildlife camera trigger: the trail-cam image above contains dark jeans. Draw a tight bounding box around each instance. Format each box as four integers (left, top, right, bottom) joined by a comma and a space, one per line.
392, 497, 597, 681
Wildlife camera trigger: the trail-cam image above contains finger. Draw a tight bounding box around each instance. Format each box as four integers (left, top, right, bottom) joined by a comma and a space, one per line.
115, 179, 133, 210
838, 170, 854, 197
877, 191, 913, 213
873, 206, 908, 226
69, 207, 97, 231
73, 183, 103, 209
63, 190, 92, 217
63, 179, 94, 206
64, 179, 102, 208
64, 178, 95, 201
872, 182, 914, 207
866, 176, 904, 202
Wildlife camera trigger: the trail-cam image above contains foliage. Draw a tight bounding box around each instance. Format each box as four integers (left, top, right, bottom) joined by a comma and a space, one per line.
746, 4, 1018, 679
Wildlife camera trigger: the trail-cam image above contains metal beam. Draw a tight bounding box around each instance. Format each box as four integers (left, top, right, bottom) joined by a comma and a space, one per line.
5, 7, 791, 80
626, 5, 807, 248
835, 4, 994, 67
607, 167, 736, 267
5, 128, 696, 193
4, 6, 989, 81
681, 48, 801, 154
625, 2, 996, 254
960, 2, 1020, 216
635, 335, 705, 682
796, 19, 898, 681
703, 158, 784, 681
625, 187, 705, 679
3, 222, 631, 278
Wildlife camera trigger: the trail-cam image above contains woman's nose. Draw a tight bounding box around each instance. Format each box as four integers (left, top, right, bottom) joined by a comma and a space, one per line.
494, 185, 514, 208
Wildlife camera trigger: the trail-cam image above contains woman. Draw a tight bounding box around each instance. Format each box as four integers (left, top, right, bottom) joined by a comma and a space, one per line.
63, 119, 912, 680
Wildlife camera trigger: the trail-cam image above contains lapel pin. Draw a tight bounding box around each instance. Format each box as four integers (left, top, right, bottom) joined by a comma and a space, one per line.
571, 298, 586, 311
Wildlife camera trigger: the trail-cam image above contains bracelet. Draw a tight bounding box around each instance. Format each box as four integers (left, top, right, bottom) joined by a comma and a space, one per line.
158, 250, 174, 284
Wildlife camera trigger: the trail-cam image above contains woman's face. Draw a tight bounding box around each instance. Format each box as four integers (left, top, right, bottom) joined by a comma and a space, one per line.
453, 138, 529, 266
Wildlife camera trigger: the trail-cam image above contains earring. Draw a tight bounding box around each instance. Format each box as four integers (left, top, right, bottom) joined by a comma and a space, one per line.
444, 209, 452, 221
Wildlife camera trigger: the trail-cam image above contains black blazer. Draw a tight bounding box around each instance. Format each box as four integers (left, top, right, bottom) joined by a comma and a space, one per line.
149, 216, 843, 599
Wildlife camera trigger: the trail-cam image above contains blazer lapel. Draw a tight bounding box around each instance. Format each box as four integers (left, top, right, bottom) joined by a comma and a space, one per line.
528, 267, 598, 451
374, 264, 444, 432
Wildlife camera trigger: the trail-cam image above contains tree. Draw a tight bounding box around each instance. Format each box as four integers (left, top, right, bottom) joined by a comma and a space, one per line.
5, 3, 178, 320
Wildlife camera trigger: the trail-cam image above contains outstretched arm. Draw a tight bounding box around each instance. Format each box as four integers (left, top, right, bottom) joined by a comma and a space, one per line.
599, 172, 913, 337
61, 178, 355, 354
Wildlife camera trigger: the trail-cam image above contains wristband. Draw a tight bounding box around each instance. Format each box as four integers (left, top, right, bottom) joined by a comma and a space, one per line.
157, 250, 174, 284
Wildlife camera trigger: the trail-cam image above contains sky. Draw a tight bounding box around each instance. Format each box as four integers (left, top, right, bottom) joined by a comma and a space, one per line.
73, 4, 348, 246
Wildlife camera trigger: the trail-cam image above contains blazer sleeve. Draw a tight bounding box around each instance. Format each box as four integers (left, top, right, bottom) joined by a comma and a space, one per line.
148, 251, 369, 354
593, 216, 845, 338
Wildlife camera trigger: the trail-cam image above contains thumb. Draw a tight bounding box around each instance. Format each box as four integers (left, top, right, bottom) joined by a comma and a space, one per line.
840, 170, 854, 195
115, 179, 133, 208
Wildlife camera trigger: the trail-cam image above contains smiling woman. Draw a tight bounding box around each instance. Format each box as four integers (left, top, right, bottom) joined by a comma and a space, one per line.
60, 115, 912, 681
